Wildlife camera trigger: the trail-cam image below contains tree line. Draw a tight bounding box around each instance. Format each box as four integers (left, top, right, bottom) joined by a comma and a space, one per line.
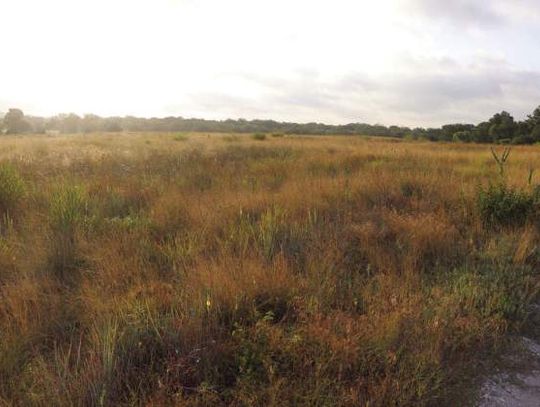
2, 106, 540, 144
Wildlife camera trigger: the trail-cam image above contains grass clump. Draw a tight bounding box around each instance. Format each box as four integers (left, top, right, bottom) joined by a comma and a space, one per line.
0, 163, 25, 218
173, 133, 189, 142
48, 184, 88, 279
50, 185, 88, 233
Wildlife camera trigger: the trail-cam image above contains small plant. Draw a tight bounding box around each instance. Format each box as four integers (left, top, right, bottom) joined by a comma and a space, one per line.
271, 133, 284, 138
252, 133, 267, 141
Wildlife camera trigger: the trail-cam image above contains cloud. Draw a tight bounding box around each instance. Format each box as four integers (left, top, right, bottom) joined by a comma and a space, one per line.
402, 0, 503, 27
403, 0, 540, 28
182, 59, 540, 127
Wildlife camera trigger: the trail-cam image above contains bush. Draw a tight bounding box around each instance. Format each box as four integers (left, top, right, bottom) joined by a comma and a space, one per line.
0, 163, 25, 217
477, 182, 536, 228
271, 133, 285, 138
252, 133, 267, 141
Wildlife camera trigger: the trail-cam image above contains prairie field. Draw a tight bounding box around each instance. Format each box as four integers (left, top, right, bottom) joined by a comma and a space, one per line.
0, 132, 539, 406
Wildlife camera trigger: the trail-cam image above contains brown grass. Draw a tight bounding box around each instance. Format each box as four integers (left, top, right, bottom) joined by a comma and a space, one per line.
0, 132, 539, 406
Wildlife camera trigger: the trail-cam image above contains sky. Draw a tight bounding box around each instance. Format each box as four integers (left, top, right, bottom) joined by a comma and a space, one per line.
1, 0, 540, 127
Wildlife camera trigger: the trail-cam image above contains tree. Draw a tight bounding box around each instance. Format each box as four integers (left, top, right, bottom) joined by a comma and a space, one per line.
3, 108, 31, 134
527, 105, 540, 128
488, 111, 516, 142
441, 124, 474, 141
531, 125, 540, 142
81, 114, 102, 133
453, 130, 473, 143
472, 121, 491, 143
60, 113, 81, 133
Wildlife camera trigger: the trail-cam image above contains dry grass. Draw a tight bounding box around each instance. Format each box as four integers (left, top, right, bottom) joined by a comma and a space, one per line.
0, 132, 539, 406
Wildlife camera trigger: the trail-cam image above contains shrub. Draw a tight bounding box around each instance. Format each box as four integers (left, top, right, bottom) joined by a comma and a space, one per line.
252, 133, 267, 141
0, 163, 25, 217
477, 182, 535, 228
271, 133, 285, 138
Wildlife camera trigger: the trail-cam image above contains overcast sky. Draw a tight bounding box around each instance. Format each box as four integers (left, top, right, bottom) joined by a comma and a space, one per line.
1, 0, 540, 127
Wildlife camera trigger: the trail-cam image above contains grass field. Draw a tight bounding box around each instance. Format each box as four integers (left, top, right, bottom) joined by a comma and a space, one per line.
0, 132, 539, 406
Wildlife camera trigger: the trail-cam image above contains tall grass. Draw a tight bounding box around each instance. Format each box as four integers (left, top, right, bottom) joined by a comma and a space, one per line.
0, 133, 539, 405
0, 163, 25, 219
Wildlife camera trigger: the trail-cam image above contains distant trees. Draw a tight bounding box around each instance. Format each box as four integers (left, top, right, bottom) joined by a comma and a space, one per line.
444, 106, 540, 145
526, 106, 540, 143
3, 108, 31, 134
3, 104, 540, 145
60, 114, 82, 133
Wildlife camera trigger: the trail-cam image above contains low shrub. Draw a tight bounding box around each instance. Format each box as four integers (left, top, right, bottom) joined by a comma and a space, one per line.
477, 182, 536, 228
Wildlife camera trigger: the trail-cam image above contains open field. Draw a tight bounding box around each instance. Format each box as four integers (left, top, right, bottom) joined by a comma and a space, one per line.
0, 132, 539, 406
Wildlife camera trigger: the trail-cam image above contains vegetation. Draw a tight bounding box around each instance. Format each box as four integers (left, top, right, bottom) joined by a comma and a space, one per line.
251, 133, 267, 141
0, 132, 539, 406
2, 105, 540, 145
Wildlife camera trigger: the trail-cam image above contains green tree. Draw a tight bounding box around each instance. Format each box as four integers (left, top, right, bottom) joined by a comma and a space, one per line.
453, 130, 473, 143
472, 121, 491, 143
527, 105, 540, 128
488, 111, 516, 142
